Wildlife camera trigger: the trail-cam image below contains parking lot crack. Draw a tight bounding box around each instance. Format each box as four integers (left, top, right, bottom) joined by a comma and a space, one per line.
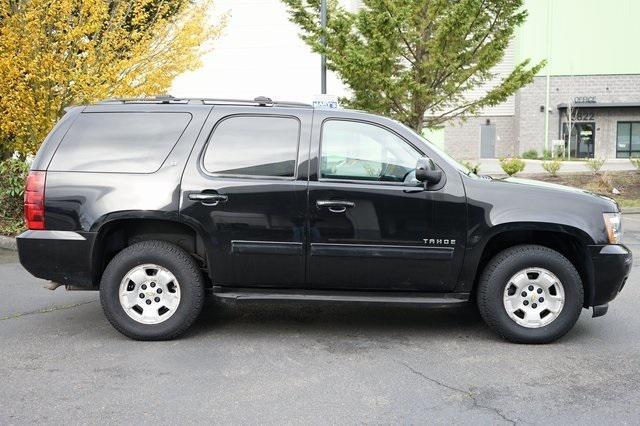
0, 300, 96, 321
400, 362, 516, 425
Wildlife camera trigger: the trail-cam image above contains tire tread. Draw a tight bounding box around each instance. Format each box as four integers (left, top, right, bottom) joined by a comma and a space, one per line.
477, 244, 583, 344
99, 240, 204, 341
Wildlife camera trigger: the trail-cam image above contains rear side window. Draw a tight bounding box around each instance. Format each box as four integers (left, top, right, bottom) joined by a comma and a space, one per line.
49, 112, 192, 173
203, 115, 300, 177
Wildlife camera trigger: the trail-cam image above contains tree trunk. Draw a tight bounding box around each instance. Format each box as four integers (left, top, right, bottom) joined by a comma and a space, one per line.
414, 115, 424, 134
409, 105, 426, 134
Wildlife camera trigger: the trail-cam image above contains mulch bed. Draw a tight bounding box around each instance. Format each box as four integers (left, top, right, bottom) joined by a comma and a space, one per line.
522, 171, 640, 207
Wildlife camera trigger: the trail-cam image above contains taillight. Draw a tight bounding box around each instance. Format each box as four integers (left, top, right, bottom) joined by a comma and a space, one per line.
24, 171, 46, 230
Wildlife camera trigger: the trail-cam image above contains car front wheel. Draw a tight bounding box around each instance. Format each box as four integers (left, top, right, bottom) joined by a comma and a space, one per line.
477, 244, 584, 344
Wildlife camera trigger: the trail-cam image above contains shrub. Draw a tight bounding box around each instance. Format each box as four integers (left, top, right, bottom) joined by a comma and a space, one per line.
542, 160, 562, 177
585, 172, 614, 195
542, 149, 554, 160
631, 158, 640, 172
0, 158, 29, 235
499, 157, 526, 176
586, 157, 605, 175
522, 149, 538, 160
461, 161, 481, 175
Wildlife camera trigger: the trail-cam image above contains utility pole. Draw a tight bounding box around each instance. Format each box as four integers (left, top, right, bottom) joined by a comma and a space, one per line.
543, 0, 552, 154
320, 0, 327, 94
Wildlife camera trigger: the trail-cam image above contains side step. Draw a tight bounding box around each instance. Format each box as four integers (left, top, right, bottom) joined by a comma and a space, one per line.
211, 287, 470, 307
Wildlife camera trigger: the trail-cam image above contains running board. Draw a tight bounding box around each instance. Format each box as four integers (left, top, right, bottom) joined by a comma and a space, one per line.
211, 287, 470, 306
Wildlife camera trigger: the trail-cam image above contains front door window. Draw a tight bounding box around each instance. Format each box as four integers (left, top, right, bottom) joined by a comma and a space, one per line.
320, 120, 419, 183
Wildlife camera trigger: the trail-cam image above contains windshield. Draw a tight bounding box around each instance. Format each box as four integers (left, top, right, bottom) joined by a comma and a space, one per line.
397, 121, 476, 177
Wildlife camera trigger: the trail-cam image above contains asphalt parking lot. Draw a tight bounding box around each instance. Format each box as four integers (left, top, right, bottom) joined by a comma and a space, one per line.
1, 216, 640, 424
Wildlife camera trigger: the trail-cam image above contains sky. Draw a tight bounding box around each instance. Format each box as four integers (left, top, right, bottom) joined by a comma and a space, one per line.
170, 0, 349, 103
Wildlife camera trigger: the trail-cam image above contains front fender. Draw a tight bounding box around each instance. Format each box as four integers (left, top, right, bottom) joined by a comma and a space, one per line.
455, 175, 611, 294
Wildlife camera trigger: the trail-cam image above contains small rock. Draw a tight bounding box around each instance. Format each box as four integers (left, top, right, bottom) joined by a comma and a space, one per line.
612, 187, 621, 195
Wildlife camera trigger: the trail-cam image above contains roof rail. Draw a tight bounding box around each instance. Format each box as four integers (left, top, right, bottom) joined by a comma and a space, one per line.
99, 95, 312, 108
99, 95, 188, 104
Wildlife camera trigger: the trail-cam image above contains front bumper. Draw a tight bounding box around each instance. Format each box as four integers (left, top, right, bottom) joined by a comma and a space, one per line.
588, 244, 632, 307
17, 230, 97, 289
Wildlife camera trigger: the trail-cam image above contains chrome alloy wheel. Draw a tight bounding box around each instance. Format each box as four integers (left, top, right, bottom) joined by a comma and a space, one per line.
503, 267, 565, 328
118, 264, 181, 325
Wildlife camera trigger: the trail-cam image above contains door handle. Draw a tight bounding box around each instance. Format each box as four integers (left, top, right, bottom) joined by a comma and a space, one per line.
316, 200, 355, 213
188, 193, 228, 206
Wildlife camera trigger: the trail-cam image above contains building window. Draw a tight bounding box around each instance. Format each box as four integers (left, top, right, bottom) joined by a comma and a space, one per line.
616, 122, 640, 158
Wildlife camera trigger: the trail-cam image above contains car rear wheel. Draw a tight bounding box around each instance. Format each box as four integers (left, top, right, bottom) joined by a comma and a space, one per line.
100, 240, 204, 340
477, 244, 583, 344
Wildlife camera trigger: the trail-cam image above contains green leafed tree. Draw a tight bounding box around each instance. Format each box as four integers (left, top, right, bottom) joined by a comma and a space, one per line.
282, 0, 545, 131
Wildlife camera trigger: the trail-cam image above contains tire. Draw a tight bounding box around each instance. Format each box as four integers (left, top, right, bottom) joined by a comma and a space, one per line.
477, 244, 584, 344
100, 240, 205, 340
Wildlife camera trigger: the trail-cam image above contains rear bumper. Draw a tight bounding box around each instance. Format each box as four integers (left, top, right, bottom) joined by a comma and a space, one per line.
17, 230, 97, 289
588, 244, 632, 307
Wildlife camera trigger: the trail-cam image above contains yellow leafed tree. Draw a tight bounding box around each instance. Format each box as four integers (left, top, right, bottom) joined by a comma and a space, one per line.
0, 0, 224, 157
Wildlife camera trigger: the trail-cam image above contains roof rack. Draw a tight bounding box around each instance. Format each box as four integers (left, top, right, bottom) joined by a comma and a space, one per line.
99, 95, 312, 108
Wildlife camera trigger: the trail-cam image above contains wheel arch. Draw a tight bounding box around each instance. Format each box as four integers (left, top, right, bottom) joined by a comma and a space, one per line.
91, 217, 211, 287
468, 222, 596, 307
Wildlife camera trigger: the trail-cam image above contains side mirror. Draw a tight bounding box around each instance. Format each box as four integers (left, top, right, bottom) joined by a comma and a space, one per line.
415, 157, 443, 188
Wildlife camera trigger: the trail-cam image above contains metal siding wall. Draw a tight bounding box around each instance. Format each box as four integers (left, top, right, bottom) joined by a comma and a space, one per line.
518, 0, 640, 76
462, 42, 516, 117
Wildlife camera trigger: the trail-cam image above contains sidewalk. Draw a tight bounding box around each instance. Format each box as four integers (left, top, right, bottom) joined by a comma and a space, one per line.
474, 158, 636, 176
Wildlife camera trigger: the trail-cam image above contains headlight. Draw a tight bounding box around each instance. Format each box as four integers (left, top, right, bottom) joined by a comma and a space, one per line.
603, 213, 622, 244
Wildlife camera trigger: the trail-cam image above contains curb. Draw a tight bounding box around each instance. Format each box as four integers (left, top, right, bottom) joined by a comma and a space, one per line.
0, 235, 17, 251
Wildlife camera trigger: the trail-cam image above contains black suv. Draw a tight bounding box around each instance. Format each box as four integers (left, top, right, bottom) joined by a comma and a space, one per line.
17, 97, 632, 343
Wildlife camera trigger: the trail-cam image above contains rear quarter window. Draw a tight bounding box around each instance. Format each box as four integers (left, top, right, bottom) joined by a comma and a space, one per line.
49, 112, 192, 173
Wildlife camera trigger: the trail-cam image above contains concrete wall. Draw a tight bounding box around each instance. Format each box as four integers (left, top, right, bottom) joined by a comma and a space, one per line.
444, 115, 517, 160
517, 74, 640, 155
442, 74, 640, 159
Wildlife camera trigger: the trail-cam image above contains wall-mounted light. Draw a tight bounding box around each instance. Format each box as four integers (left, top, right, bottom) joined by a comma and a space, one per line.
485, 119, 491, 125
540, 106, 545, 112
